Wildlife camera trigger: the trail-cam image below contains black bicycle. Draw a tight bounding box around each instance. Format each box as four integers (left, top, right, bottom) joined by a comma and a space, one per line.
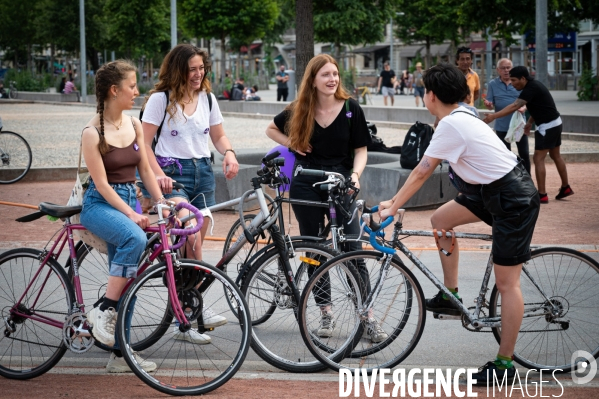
0, 117, 32, 184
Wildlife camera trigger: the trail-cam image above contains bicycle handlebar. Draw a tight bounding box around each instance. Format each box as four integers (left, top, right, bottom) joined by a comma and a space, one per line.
359, 205, 395, 255
169, 202, 204, 236
136, 181, 185, 190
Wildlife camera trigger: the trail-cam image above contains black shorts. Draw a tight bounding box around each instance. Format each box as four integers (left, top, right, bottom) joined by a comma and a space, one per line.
454, 164, 540, 266
534, 124, 562, 150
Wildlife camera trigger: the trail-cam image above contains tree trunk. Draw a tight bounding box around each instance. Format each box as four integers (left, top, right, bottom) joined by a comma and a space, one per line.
295, 0, 314, 85
51, 44, 55, 76
220, 32, 227, 83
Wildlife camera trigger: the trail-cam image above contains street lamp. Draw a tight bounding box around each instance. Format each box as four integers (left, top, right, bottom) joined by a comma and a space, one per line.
389, 12, 405, 73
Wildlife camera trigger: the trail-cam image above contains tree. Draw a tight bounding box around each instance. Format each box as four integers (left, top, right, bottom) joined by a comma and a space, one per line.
181, 0, 279, 82
394, 0, 462, 68
0, 0, 40, 69
313, 0, 393, 58
104, 0, 169, 60
295, 0, 314, 83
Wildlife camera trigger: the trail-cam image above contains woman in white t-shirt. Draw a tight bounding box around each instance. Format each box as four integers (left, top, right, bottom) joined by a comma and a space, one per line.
379, 63, 539, 385
141, 44, 239, 345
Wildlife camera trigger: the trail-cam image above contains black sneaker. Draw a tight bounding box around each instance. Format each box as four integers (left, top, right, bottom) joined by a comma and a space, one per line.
555, 185, 574, 200
471, 361, 516, 385
425, 290, 463, 316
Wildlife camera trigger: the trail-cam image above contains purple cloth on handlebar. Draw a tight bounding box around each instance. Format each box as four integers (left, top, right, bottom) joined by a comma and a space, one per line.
156, 156, 183, 176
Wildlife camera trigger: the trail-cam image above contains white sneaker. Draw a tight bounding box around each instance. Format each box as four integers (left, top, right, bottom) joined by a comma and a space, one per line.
316, 311, 336, 338
106, 351, 157, 373
173, 326, 211, 344
363, 318, 389, 343
201, 307, 228, 328
87, 306, 117, 347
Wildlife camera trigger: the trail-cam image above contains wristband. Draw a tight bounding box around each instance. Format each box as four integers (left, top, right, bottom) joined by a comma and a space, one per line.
224, 149, 236, 157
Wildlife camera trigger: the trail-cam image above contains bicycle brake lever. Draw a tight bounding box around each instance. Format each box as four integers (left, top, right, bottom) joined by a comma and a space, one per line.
347, 203, 362, 225
200, 208, 215, 236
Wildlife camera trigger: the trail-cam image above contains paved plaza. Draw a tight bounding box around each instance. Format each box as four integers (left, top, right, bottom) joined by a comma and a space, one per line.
1, 96, 598, 397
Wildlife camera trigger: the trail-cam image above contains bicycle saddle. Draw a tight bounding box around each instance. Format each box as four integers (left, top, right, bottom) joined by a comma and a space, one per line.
38, 202, 82, 218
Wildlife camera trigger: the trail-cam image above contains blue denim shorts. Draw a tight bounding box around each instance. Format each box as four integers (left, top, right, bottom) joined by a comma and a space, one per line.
159, 157, 216, 209
80, 181, 147, 278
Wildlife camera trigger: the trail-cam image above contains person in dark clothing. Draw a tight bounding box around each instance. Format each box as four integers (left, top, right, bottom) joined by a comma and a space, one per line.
59, 77, 67, 93
376, 62, 396, 106
483, 66, 573, 204
265, 54, 389, 344
275, 65, 289, 101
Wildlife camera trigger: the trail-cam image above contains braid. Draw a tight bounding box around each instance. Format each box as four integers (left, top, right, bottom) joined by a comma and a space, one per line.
95, 60, 136, 155
98, 105, 109, 155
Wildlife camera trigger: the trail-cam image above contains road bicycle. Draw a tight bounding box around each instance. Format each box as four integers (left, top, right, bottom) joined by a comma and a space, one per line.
0, 199, 251, 396
298, 205, 599, 373
66, 153, 360, 373
0, 116, 32, 184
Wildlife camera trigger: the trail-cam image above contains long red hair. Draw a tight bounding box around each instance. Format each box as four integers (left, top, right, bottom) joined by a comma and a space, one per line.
285, 54, 350, 152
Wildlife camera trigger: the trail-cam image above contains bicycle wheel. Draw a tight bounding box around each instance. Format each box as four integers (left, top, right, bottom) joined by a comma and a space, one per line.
222, 214, 272, 285
241, 241, 339, 373
0, 131, 32, 184
298, 251, 427, 373
115, 259, 251, 396
0, 248, 74, 379
489, 247, 599, 372
67, 242, 171, 352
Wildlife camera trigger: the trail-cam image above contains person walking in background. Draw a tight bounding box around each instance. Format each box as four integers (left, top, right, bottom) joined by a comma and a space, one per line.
276, 65, 289, 101
456, 47, 480, 106
140, 44, 239, 345
377, 62, 396, 106
412, 62, 425, 107
265, 54, 388, 344
484, 58, 531, 174
81, 60, 165, 373
483, 66, 572, 204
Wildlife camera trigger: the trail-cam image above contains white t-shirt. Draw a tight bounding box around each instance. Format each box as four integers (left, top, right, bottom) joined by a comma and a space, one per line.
142, 90, 223, 159
424, 107, 517, 184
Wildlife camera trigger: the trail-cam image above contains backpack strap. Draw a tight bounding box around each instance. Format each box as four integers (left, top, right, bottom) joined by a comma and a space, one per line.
154, 91, 170, 149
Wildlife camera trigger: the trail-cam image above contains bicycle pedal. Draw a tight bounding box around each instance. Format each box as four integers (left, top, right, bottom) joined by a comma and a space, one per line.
433, 313, 461, 320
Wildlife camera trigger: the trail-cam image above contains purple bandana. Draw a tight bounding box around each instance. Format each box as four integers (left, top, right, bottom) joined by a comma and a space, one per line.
156, 156, 183, 175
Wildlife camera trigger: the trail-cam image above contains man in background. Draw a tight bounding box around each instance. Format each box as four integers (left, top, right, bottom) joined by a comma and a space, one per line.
377, 62, 396, 106
276, 65, 289, 101
483, 66, 573, 204
456, 47, 480, 106
484, 58, 531, 174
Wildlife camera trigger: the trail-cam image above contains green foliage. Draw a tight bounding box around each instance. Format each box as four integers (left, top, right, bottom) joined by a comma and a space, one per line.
577, 65, 598, 101
5, 70, 53, 92
181, 0, 278, 46
104, 0, 169, 59
313, 0, 393, 50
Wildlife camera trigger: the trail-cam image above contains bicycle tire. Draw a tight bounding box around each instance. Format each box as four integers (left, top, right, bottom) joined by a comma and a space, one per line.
0, 248, 74, 379
67, 242, 171, 352
0, 131, 33, 184
222, 214, 272, 313
115, 259, 251, 396
241, 241, 340, 373
298, 250, 427, 373
489, 247, 599, 372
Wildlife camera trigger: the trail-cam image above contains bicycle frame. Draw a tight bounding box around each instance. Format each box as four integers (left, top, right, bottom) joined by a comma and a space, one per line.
361, 216, 557, 330
12, 206, 195, 334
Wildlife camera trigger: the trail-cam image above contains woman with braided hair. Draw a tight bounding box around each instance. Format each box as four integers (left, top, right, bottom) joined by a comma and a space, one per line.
80, 60, 164, 373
